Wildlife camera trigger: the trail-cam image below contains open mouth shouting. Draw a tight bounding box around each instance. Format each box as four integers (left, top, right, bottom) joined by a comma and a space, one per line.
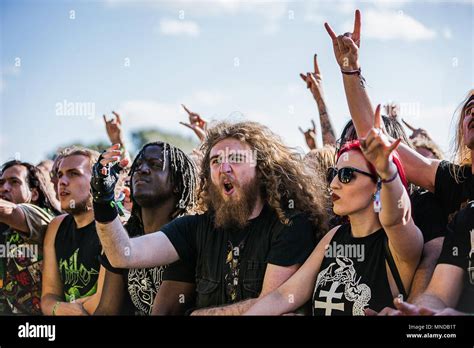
222, 178, 235, 196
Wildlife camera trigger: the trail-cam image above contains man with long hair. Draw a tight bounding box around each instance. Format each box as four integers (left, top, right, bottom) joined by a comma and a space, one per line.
94, 142, 198, 315
92, 121, 328, 315
0, 160, 60, 314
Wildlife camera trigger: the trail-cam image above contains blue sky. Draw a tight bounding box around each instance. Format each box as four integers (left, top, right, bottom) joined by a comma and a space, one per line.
1, 0, 472, 164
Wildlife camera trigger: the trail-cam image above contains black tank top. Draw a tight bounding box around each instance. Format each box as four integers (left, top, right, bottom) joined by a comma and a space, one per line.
55, 215, 101, 302
312, 224, 394, 316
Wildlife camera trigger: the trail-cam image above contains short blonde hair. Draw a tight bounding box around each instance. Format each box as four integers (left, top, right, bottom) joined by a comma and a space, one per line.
58, 146, 100, 171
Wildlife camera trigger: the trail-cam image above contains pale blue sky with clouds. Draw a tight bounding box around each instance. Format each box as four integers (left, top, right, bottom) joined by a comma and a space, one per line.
0, 0, 472, 164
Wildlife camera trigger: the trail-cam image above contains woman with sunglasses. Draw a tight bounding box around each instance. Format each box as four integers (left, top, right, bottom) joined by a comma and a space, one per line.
245, 106, 423, 316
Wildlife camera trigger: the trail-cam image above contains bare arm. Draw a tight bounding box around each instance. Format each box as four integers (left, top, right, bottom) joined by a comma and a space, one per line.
190, 263, 301, 316
245, 227, 338, 315
96, 217, 179, 269
360, 106, 423, 266
41, 215, 88, 315
393, 263, 465, 315
152, 280, 196, 315
81, 266, 106, 314
93, 270, 125, 315
325, 10, 440, 191
413, 263, 464, 310
379, 168, 423, 264
300, 54, 336, 146
0, 199, 28, 233
407, 237, 444, 301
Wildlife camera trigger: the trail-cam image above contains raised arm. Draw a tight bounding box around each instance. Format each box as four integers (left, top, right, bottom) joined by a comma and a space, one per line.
298, 120, 318, 150
0, 199, 28, 232
103, 111, 132, 167
324, 9, 440, 191
360, 105, 423, 266
180, 104, 207, 143
299, 54, 336, 146
91, 145, 180, 269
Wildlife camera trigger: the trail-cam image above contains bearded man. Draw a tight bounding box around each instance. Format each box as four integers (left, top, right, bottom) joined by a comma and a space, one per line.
92, 121, 328, 315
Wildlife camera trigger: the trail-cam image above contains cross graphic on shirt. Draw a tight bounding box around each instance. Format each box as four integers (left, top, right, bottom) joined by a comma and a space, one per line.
314, 281, 344, 315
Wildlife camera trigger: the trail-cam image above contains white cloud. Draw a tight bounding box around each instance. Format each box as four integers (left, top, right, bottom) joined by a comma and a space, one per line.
114, 100, 183, 133
342, 9, 436, 42
158, 19, 200, 37
106, 0, 288, 35
112, 89, 228, 131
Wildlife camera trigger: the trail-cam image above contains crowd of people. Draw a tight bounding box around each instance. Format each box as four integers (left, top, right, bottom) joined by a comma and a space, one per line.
0, 10, 472, 317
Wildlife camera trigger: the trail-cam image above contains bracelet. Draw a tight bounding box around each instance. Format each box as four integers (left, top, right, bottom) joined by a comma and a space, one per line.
52, 301, 61, 316
381, 170, 399, 184
341, 68, 361, 75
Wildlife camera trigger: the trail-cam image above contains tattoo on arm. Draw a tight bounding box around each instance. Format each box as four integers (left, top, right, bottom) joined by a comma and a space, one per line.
317, 102, 336, 146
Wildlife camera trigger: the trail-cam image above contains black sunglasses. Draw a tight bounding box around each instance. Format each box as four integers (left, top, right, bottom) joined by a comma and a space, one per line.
327, 166, 376, 184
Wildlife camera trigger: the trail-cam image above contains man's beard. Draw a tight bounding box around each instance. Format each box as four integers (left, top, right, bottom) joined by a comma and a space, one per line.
63, 196, 92, 215
209, 176, 260, 230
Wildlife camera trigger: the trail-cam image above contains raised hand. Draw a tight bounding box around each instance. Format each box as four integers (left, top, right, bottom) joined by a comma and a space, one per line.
325, 9, 361, 71
360, 105, 401, 179
402, 119, 431, 140
298, 120, 318, 150
103, 111, 124, 145
180, 104, 207, 142
90, 144, 129, 203
300, 54, 325, 103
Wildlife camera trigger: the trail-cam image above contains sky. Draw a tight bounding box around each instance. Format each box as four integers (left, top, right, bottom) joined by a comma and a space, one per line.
0, 0, 473, 164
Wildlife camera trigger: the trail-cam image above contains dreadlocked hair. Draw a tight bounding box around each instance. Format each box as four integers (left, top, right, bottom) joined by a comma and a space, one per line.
1, 160, 61, 215
196, 121, 328, 237
126, 142, 198, 237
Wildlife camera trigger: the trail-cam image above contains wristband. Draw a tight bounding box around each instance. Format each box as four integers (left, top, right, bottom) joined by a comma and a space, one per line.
93, 200, 119, 223
341, 68, 361, 75
381, 170, 399, 184
52, 301, 61, 316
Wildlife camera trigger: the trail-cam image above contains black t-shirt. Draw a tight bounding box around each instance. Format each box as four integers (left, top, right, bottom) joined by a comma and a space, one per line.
312, 224, 394, 316
54, 215, 101, 302
411, 188, 447, 243
437, 201, 474, 313
161, 204, 317, 309
435, 161, 473, 221
100, 227, 195, 315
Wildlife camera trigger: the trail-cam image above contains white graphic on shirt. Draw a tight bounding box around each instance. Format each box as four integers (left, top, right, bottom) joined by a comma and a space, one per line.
127, 266, 166, 315
313, 256, 371, 316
